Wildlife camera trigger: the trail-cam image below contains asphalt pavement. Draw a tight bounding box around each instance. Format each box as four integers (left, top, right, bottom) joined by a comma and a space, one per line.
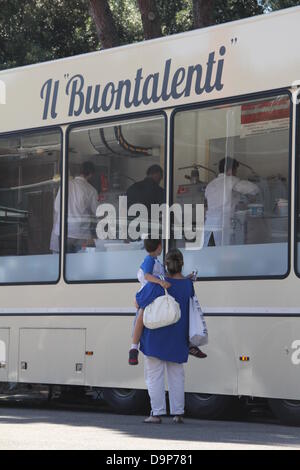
0, 404, 300, 450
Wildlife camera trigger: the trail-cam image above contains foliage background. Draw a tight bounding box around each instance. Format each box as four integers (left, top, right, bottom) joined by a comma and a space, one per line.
0, 0, 299, 71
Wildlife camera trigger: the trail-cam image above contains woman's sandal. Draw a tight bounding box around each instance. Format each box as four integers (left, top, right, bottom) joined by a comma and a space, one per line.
173, 416, 184, 424
144, 416, 162, 424
189, 346, 207, 359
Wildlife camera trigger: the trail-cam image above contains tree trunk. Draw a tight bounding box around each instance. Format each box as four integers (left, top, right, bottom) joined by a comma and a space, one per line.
193, 0, 215, 29
89, 0, 120, 49
137, 0, 162, 40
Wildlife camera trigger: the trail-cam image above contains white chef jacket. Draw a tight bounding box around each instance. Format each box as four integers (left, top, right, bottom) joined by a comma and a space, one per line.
52, 176, 99, 240
204, 173, 259, 246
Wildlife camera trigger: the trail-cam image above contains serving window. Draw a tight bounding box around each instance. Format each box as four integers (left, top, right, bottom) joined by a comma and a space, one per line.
0, 129, 62, 284
171, 94, 291, 278
64, 114, 166, 282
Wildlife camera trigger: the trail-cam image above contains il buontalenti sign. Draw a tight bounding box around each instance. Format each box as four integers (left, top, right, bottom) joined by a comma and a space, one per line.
40, 46, 226, 120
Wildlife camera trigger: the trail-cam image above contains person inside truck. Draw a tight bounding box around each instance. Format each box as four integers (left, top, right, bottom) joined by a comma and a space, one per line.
204, 157, 259, 246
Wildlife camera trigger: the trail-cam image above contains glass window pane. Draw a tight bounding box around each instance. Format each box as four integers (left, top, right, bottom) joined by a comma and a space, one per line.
172, 95, 290, 278
0, 129, 62, 283
65, 116, 165, 282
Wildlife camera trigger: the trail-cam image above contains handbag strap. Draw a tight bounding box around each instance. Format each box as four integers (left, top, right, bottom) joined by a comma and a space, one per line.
159, 274, 169, 297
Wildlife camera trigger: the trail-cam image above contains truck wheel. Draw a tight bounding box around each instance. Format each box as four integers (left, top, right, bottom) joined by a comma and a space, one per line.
268, 399, 300, 426
102, 388, 150, 414
185, 393, 233, 419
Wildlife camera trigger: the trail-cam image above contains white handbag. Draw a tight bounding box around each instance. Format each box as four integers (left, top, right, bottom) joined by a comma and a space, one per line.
189, 295, 208, 346
143, 289, 181, 330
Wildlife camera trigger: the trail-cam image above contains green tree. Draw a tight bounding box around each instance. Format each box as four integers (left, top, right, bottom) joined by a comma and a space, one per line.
156, 0, 193, 35
89, 0, 120, 48
1, 0, 299, 70
89, 0, 265, 46
260, 0, 300, 11
0, 0, 98, 70
109, 0, 144, 44
214, 0, 264, 23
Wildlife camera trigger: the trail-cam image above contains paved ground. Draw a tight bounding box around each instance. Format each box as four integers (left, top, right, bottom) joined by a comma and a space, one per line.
0, 405, 300, 450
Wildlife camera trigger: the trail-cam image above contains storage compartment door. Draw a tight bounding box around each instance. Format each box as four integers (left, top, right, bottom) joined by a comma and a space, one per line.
19, 329, 86, 385
0, 329, 9, 382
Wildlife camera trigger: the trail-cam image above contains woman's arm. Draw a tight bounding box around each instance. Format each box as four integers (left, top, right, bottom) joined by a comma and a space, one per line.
136, 283, 164, 309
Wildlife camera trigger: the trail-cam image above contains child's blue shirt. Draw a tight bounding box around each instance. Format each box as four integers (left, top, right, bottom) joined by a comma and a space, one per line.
137, 255, 165, 289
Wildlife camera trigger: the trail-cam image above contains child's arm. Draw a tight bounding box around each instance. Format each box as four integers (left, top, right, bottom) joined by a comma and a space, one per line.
144, 273, 171, 289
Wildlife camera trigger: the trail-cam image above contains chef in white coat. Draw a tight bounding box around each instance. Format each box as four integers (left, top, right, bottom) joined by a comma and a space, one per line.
204, 157, 259, 246
50, 161, 99, 253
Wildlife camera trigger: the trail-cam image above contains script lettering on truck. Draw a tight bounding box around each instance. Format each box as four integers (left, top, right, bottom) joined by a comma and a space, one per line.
40, 46, 226, 120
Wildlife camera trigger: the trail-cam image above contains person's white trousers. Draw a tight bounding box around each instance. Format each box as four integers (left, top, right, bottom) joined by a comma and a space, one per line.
144, 356, 185, 416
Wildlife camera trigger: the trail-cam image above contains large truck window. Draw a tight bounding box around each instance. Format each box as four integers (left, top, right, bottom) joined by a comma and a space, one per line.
172, 95, 290, 278
0, 129, 62, 283
65, 115, 166, 282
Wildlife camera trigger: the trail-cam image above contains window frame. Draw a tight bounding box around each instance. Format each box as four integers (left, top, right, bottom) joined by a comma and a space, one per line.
170, 89, 293, 282
64, 110, 168, 285
294, 93, 300, 278
0, 125, 63, 286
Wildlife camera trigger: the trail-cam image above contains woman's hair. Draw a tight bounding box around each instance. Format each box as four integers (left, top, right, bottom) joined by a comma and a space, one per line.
165, 249, 184, 275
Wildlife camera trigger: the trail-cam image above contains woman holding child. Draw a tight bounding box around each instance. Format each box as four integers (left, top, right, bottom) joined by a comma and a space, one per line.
135, 248, 196, 424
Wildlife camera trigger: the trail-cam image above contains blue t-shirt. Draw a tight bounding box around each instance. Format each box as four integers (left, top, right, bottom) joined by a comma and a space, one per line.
138, 255, 165, 289
140, 255, 156, 275
136, 277, 194, 364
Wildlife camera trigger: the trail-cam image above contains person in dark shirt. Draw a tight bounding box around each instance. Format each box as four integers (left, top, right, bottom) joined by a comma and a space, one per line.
126, 164, 164, 212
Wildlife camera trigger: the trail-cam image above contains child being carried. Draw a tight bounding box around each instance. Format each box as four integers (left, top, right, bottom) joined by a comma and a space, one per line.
128, 238, 207, 365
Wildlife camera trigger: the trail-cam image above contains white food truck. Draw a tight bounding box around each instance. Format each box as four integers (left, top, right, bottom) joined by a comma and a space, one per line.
0, 6, 300, 424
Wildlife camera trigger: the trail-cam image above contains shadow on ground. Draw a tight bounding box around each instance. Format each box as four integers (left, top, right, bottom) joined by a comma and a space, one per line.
0, 389, 299, 449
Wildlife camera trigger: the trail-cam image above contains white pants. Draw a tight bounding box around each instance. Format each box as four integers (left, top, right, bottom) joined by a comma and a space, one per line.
144, 356, 185, 416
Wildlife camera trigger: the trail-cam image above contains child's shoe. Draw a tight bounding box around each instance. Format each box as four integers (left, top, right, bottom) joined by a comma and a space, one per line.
189, 346, 207, 359
128, 348, 139, 365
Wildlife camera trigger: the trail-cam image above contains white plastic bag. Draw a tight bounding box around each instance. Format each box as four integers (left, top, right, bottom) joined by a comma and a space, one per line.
143, 289, 181, 330
189, 295, 208, 346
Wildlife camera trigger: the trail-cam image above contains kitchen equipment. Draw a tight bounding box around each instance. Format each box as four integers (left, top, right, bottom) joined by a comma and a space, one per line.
248, 204, 264, 217
275, 199, 288, 217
